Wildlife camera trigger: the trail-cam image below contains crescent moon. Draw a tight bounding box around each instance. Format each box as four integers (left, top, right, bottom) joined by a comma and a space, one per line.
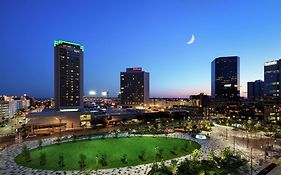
187, 34, 195, 45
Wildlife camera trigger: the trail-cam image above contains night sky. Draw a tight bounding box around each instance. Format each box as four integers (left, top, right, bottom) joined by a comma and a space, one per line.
0, 0, 280, 98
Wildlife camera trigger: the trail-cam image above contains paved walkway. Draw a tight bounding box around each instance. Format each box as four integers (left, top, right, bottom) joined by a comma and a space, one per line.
2, 125, 275, 175
0, 132, 221, 175
211, 124, 281, 175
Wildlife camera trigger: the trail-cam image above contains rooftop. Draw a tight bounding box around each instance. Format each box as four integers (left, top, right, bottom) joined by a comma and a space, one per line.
54, 40, 84, 51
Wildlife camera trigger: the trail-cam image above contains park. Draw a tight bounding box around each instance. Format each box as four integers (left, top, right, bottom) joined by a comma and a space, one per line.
15, 136, 200, 171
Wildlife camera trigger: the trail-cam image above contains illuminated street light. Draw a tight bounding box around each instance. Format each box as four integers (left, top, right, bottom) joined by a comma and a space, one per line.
101, 91, 108, 97
89, 90, 96, 96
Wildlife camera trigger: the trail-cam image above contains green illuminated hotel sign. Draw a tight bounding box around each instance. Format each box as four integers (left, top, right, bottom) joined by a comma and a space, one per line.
54, 40, 84, 51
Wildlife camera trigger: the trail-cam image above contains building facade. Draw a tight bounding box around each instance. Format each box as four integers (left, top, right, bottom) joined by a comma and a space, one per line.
264, 60, 281, 122
190, 93, 210, 108
120, 67, 149, 107
149, 98, 190, 108
54, 40, 84, 111
0, 100, 23, 118
247, 80, 264, 103
0, 101, 9, 119
211, 56, 240, 103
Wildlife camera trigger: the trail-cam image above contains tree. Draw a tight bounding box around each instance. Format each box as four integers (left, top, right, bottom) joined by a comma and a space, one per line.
22, 144, 31, 162
138, 150, 146, 161
191, 149, 201, 162
73, 134, 78, 142
56, 136, 62, 145
78, 154, 87, 170
39, 152, 46, 166
148, 162, 173, 175
247, 118, 254, 130
114, 132, 118, 138
120, 154, 128, 164
171, 146, 178, 156
155, 147, 164, 161
83, 170, 91, 175
182, 142, 190, 152
254, 121, 261, 131
58, 153, 65, 168
87, 134, 92, 140
220, 147, 233, 160
100, 154, 107, 166
38, 139, 43, 150
169, 160, 178, 175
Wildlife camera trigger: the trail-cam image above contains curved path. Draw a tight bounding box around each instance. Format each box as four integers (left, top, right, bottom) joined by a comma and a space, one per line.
0, 132, 222, 175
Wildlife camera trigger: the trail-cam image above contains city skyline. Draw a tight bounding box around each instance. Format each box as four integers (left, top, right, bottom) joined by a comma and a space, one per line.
1, 0, 281, 98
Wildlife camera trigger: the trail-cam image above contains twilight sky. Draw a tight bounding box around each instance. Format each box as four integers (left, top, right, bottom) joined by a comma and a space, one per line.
0, 0, 280, 98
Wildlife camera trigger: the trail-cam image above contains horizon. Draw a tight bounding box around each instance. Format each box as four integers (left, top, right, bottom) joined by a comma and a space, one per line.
1, 0, 281, 98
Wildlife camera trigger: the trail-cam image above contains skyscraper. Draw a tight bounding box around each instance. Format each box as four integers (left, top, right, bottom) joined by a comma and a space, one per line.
247, 80, 264, 103
211, 56, 240, 102
264, 60, 281, 105
54, 40, 84, 111
120, 67, 149, 107
264, 60, 281, 122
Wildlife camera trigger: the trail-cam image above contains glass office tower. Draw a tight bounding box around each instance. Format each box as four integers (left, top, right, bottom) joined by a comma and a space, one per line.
247, 80, 264, 103
264, 60, 281, 122
211, 56, 240, 103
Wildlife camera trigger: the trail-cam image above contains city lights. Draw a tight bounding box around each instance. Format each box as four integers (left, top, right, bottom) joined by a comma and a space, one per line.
1, 1, 281, 175
89, 90, 96, 96
101, 91, 108, 97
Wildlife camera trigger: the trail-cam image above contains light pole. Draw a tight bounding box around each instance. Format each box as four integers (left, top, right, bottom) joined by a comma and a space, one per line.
225, 128, 228, 140
250, 147, 253, 175
233, 136, 236, 155
89, 90, 96, 97
247, 130, 249, 148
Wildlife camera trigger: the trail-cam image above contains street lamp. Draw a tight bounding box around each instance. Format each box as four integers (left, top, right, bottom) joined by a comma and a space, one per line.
250, 147, 253, 175
89, 90, 96, 97
101, 91, 108, 98
233, 136, 236, 155
247, 130, 249, 148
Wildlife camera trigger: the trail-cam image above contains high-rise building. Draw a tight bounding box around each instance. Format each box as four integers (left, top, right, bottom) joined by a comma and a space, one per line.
211, 56, 240, 102
264, 60, 281, 105
54, 40, 84, 111
120, 67, 149, 107
247, 80, 264, 103
264, 60, 281, 122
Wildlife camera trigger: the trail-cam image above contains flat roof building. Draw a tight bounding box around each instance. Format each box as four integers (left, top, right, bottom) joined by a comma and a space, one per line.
264, 59, 281, 123
211, 56, 240, 103
54, 40, 84, 111
247, 80, 264, 103
264, 60, 281, 105
120, 67, 149, 107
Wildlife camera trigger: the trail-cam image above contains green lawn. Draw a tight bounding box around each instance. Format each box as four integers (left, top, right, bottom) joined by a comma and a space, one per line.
15, 136, 200, 171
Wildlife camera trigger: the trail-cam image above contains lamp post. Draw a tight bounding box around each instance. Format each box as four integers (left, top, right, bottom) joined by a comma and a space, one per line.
233, 136, 236, 155
247, 130, 249, 148
89, 90, 96, 97
250, 147, 253, 175
101, 91, 108, 98
225, 128, 228, 140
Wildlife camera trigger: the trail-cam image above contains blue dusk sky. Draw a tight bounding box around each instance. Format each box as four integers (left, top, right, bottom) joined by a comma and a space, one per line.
0, 0, 280, 98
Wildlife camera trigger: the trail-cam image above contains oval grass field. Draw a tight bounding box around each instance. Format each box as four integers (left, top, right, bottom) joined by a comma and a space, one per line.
15, 136, 200, 170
